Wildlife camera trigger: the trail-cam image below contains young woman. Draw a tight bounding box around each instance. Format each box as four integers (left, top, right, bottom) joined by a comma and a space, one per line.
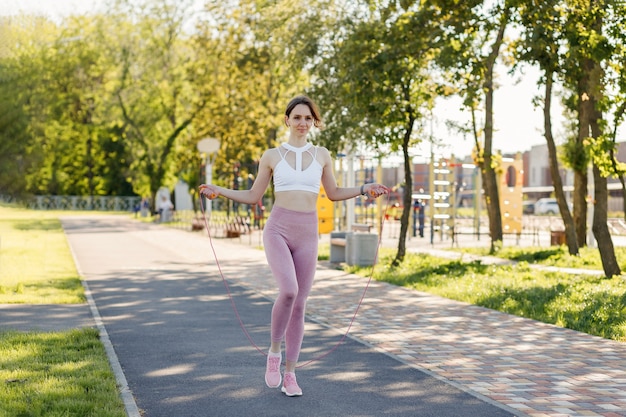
200, 95, 389, 397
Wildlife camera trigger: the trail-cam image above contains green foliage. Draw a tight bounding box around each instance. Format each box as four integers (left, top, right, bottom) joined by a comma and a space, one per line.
311, 7, 437, 155
177, 0, 341, 199
561, 134, 590, 172
105, 0, 213, 201
0, 16, 55, 198
0, 0, 335, 202
587, 134, 626, 178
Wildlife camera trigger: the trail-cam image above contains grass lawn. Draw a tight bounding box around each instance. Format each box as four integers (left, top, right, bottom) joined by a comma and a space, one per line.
0, 205, 84, 304
0, 204, 127, 416
0, 328, 126, 417
455, 244, 626, 271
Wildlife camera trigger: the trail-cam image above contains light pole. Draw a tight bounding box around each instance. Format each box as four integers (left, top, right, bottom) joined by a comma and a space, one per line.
346, 149, 355, 232
197, 138, 220, 215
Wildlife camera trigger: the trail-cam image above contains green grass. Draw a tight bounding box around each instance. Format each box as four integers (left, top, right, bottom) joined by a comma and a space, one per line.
318, 243, 330, 261
0, 205, 84, 304
347, 249, 626, 342
455, 244, 626, 271
0, 328, 126, 417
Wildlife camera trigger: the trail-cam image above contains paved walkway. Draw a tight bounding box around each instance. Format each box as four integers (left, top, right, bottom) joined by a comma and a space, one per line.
1, 216, 625, 417
59, 216, 516, 417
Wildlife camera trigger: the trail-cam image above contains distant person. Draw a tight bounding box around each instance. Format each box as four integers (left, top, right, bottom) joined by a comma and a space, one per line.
132, 202, 140, 217
157, 195, 174, 222
140, 197, 150, 217
200, 95, 389, 397
417, 199, 425, 238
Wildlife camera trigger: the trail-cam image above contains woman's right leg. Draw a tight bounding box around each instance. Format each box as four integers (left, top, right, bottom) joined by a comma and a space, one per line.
262, 214, 298, 388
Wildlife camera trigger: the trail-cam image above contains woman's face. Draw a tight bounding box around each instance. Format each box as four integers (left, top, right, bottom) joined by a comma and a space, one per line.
286, 104, 314, 138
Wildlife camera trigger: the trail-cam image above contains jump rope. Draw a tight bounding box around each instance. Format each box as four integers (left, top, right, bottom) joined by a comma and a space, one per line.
200, 190, 390, 368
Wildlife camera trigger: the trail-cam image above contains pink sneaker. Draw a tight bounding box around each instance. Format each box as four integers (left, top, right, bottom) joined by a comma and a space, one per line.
281, 372, 302, 397
265, 352, 282, 388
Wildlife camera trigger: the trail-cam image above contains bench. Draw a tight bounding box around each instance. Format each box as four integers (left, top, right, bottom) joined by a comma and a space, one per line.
153, 209, 176, 223
191, 215, 251, 238
191, 217, 205, 231
226, 216, 249, 237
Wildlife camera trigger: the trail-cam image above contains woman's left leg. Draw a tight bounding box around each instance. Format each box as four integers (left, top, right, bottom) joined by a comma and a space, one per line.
283, 229, 318, 370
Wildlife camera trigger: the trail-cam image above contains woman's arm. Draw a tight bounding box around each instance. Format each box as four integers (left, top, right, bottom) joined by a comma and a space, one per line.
319, 147, 389, 201
200, 149, 274, 205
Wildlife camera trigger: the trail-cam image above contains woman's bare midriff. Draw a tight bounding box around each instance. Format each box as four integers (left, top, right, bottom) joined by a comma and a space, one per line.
274, 191, 319, 212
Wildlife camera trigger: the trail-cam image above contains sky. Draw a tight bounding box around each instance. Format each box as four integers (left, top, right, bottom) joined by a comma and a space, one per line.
2, 0, 605, 160
2, 0, 107, 21
429, 67, 552, 159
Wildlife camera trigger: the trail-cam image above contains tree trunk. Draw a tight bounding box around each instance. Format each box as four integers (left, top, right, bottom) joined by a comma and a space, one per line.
607, 102, 626, 222
481, 9, 509, 253
543, 71, 578, 255
481, 158, 502, 252
574, 61, 591, 247
586, 3, 618, 277
592, 164, 620, 277
392, 114, 415, 267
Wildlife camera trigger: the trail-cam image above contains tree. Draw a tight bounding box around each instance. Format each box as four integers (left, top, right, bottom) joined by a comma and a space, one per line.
561, 0, 621, 277
1, 13, 136, 198
514, 0, 580, 255
191, 0, 332, 203
597, 1, 626, 221
312, 1, 441, 266
36, 20, 113, 197
0, 15, 81, 197
433, 0, 514, 254
0, 16, 38, 198
106, 0, 209, 206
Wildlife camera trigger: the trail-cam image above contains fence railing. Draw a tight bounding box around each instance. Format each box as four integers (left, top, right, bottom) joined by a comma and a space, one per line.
2, 195, 142, 211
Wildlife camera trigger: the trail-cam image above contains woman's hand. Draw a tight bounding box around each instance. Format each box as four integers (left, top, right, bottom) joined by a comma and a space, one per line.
199, 184, 220, 199
364, 184, 391, 198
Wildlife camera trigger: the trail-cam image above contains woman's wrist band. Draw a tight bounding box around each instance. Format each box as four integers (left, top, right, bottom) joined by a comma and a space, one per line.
360, 184, 365, 195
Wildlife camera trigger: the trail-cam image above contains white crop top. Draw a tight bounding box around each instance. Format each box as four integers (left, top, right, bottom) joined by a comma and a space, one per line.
273, 143, 322, 194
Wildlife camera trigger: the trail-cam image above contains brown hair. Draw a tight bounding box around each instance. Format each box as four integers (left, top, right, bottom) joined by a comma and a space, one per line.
285, 95, 324, 129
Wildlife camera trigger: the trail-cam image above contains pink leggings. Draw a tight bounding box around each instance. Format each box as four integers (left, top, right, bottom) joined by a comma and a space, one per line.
263, 206, 318, 363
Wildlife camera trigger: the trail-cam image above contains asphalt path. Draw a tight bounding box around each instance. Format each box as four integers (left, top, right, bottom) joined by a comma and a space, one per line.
62, 216, 517, 417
